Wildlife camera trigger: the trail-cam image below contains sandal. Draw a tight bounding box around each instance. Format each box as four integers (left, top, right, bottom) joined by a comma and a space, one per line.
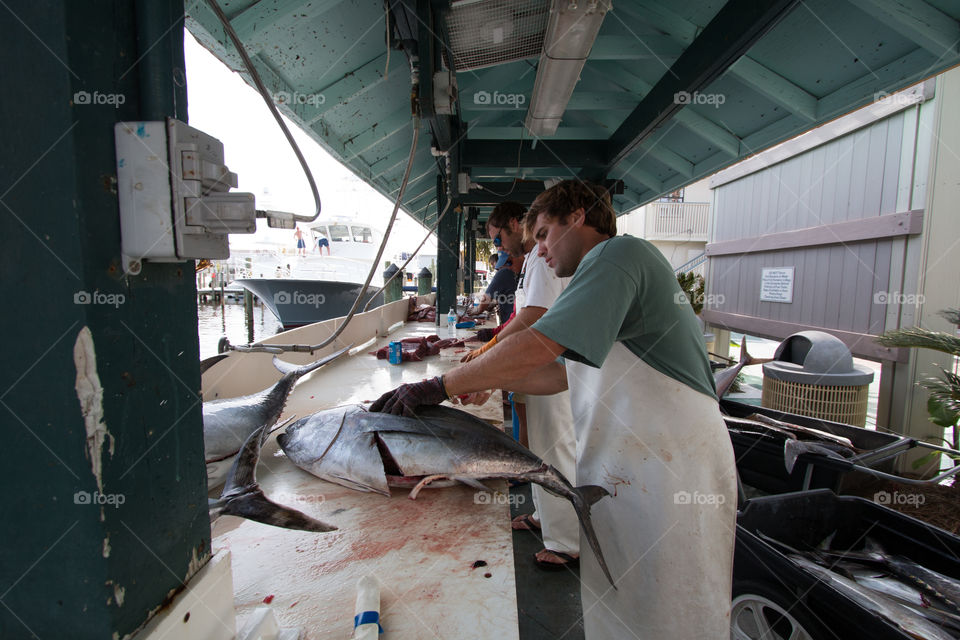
511, 513, 541, 531
534, 549, 579, 571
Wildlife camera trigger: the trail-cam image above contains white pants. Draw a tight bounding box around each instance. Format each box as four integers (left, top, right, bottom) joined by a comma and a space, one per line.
525, 390, 579, 555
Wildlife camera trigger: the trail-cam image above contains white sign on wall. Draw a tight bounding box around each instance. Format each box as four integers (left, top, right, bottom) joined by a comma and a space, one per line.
760, 267, 794, 303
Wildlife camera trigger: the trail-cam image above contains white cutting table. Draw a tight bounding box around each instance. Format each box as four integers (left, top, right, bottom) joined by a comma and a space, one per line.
211, 321, 519, 639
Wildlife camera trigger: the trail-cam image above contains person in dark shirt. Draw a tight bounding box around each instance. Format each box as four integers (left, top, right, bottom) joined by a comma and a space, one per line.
472, 255, 522, 325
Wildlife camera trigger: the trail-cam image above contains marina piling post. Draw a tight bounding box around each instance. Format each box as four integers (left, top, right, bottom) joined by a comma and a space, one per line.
383, 263, 402, 304
417, 267, 433, 295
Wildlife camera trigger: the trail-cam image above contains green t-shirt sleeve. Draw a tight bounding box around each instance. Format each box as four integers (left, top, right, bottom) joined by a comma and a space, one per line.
533, 254, 636, 368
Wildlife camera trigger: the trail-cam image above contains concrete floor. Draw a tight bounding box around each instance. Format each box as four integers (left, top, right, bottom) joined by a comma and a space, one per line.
509, 483, 585, 640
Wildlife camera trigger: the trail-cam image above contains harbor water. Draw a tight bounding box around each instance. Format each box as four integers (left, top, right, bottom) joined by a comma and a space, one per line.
197, 299, 283, 360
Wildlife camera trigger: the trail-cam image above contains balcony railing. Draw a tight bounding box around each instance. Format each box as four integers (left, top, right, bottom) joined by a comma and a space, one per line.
645, 202, 710, 241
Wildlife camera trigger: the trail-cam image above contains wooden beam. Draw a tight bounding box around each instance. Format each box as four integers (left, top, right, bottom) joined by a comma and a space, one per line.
701, 310, 906, 362
304, 54, 390, 123
605, 0, 800, 171
592, 61, 742, 156
644, 143, 694, 178
847, 0, 960, 58
612, 0, 699, 45
231, 0, 347, 45
728, 56, 818, 121
705, 210, 924, 256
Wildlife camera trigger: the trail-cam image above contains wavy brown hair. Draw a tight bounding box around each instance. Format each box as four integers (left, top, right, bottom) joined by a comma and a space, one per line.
525, 180, 616, 237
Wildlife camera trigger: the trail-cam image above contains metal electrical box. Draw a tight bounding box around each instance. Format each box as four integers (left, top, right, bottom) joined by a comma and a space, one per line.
114, 119, 256, 274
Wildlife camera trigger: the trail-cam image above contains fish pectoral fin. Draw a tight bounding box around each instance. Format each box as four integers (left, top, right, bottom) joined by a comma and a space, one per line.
454, 477, 492, 493
219, 488, 337, 533
329, 473, 392, 498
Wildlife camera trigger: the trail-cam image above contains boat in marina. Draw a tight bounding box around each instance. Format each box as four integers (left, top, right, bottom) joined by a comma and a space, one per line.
232, 219, 386, 327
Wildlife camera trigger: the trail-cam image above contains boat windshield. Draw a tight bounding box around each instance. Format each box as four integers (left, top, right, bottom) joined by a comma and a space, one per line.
351, 226, 373, 243
327, 224, 350, 242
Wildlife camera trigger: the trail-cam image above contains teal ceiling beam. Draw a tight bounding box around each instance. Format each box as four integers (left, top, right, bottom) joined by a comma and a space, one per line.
644, 144, 695, 178
304, 53, 390, 123
231, 0, 348, 45
727, 56, 817, 121
847, 0, 960, 57
612, 1, 700, 45
605, 0, 801, 171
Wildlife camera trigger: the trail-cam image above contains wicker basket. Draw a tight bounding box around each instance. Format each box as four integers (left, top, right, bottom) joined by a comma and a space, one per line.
762, 376, 870, 427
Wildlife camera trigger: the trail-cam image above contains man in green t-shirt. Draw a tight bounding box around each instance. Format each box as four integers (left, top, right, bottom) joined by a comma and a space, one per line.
371, 180, 736, 639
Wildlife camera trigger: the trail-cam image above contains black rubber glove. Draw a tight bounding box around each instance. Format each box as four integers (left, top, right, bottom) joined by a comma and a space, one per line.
369, 376, 448, 416
475, 328, 496, 342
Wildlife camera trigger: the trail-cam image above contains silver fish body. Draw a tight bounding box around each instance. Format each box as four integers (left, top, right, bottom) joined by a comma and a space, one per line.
278, 403, 615, 586
715, 337, 771, 398
790, 555, 956, 640
202, 347, 349, 464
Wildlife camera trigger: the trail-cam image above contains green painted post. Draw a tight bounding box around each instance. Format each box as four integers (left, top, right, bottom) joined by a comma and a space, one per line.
383, 263, 402, 303
417, 267, 433, 295
0, 3, 210, 638
436, 176, 459, 318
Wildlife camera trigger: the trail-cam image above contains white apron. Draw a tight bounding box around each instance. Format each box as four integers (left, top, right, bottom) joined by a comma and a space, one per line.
566, 342, 736, 640
514, 254, 579, 554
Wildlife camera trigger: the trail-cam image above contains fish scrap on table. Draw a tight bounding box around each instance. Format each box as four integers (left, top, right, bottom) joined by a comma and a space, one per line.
370, 335, 465, 361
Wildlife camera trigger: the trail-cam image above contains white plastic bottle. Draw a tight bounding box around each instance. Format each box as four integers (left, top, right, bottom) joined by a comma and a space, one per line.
447, 307, 456, 337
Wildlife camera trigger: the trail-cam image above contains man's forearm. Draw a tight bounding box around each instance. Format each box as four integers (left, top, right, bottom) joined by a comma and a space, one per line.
495, 306, 546, 340
505, 360, 567, 395
443, 328, 565, 396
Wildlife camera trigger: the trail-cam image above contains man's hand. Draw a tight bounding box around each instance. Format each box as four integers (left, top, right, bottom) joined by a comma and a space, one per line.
476, 328, 496, 342
461, 335, 497, 362
369, 376, 448, 416
451, 390, 494, 406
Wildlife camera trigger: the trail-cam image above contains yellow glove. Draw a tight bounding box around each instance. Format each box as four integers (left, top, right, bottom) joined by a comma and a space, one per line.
460, 335, 497, 362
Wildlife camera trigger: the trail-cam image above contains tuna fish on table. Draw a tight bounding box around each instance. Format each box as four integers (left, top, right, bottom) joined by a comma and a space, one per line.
277, 403, 615, 586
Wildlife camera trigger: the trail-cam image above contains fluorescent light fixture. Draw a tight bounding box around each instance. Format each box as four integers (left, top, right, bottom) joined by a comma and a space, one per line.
525, 0, 611, 137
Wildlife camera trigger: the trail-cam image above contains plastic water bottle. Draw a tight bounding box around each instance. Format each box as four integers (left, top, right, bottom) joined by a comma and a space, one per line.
447, 307, 456, 337
472, 298, 479, 314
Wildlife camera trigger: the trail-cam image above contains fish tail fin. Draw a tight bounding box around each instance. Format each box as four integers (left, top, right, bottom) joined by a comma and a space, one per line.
570, 484, 616, 589
574, 484, 609, 507
215, 423, 337, 533
739, 336, 753, 365
218, 488, 337, 533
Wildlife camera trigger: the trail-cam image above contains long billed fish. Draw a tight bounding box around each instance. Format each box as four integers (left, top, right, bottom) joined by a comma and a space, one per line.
277, 404, 615, 587
789, 555, 956, 640
208, 421, 337, 533
715, 337, 772, 398
203, 346, 350, 465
